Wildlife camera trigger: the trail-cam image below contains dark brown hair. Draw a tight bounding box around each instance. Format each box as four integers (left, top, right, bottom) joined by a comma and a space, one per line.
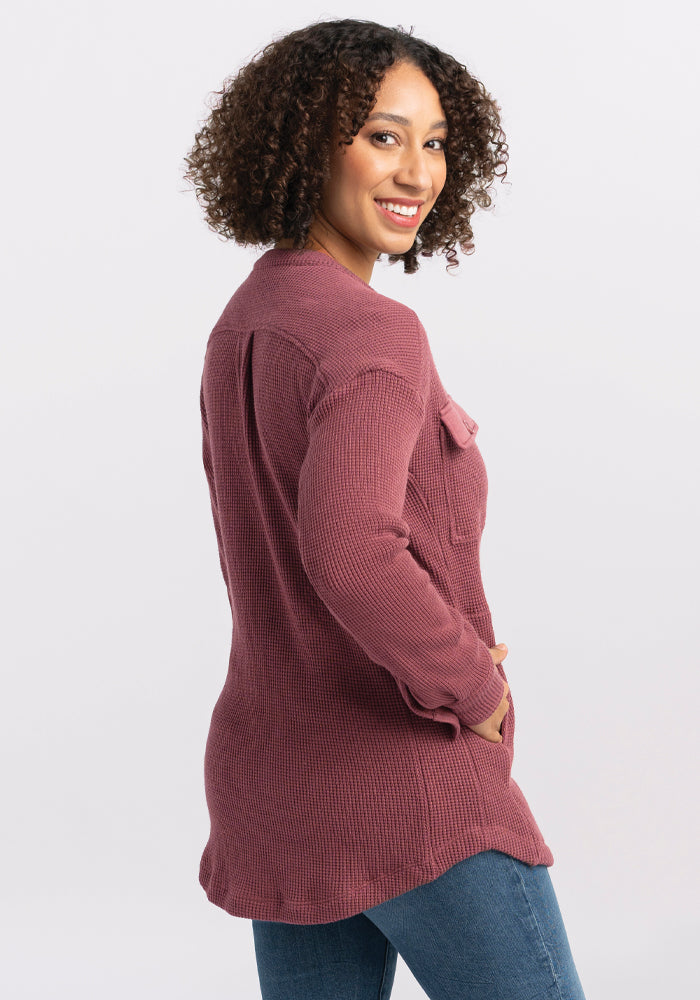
182, 19, 509, 273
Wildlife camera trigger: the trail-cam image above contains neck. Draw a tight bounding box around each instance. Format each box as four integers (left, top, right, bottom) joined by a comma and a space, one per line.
275, 217, 377, 284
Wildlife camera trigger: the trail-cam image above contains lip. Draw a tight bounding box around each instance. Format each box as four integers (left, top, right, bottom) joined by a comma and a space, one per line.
374, 198, 425, 229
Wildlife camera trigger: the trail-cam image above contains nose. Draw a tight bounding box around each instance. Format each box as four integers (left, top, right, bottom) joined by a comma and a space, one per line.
393, 144, 433, 193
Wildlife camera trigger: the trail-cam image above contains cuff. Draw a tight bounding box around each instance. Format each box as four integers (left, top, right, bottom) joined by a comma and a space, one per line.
451, 655, 505, 727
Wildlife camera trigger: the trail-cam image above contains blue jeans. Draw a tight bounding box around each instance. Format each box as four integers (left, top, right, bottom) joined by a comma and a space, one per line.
252, 850, 587, 999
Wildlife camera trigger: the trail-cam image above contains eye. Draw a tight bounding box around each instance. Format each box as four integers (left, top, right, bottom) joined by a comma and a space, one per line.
369, 131, 446, 150
370, 131, 399, 146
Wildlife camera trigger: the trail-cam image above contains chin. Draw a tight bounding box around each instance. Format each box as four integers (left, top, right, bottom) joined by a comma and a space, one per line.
375, 237, 417, 257
384, 244, 415, 259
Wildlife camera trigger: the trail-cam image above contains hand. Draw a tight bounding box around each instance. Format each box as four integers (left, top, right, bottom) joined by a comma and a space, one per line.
466, 643, 510, 744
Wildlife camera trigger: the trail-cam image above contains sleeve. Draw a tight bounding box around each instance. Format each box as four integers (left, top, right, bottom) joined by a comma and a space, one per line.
297, 366, 504, 736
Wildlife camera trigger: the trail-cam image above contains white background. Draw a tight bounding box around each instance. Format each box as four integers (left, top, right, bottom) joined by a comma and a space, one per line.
1, 1, 698, 997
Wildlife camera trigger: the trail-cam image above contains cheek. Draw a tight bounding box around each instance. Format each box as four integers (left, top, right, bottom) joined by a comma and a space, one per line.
320, 169, 350, 222
434, 163, 447, 196
324, 152, 365, 211
335, 143, 387, 196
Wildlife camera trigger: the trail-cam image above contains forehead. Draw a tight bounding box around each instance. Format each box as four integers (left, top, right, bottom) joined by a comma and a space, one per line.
370, 62, 445, 124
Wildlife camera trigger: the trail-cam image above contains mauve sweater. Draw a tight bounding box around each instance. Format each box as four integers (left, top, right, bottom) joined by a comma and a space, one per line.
198, 248, 554, 925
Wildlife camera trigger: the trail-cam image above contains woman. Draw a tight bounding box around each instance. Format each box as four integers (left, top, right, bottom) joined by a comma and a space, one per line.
183, 18, 587, 1000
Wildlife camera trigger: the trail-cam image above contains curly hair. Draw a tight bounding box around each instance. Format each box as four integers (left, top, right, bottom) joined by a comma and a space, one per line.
182, 19, 509, 274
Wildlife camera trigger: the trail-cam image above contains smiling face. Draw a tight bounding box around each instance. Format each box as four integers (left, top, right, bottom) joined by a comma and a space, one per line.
308, 61, 448, 282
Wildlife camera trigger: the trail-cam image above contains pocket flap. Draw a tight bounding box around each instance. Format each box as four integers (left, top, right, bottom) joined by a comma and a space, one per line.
439, 395, 478, 449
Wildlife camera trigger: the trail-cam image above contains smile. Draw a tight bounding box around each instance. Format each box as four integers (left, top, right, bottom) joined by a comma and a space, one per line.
374, 200, 423, 228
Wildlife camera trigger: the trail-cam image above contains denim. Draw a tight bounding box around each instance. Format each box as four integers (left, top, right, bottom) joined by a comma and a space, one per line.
251, 850, 587, 1000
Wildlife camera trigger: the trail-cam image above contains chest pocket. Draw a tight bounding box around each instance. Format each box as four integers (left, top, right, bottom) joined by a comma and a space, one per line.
439, 394, 487, 543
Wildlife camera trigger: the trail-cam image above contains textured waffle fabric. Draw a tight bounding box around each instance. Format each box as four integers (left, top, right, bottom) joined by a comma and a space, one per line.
198, 248, 554, 925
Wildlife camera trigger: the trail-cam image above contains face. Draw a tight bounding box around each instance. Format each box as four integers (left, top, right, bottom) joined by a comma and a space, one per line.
312, 61, 448, 281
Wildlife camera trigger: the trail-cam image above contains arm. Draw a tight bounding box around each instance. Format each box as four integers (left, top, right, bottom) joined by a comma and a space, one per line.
298, 366, 504, 733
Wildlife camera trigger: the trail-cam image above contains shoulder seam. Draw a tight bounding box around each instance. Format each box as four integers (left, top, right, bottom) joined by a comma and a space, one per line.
307, 366, 427, 423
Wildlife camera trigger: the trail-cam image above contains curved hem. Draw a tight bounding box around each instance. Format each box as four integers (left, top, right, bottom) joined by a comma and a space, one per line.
199, 830, 554, 926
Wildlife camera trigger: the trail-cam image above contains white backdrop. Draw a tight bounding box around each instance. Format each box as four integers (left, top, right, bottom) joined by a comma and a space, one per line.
1, 1, 698, 997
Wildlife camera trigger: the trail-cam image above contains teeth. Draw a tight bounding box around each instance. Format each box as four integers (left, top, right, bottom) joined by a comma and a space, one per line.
377, 201, 419, 217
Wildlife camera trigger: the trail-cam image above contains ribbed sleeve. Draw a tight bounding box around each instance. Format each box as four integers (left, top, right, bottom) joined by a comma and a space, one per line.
298, 367, 505, 727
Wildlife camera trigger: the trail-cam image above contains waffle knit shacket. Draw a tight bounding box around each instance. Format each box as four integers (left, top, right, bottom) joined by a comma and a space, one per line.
198, 248, 554, 925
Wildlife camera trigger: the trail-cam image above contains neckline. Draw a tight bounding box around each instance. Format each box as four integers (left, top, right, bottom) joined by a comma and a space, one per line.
255, 248, 373, 289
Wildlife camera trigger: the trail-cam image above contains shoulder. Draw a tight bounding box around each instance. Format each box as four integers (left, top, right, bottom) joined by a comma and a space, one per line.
285, 253, 427, 377
213, 249, 431, 402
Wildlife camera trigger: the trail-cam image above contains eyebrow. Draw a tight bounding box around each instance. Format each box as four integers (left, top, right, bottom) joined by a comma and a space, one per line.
365, 112, 448, 130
